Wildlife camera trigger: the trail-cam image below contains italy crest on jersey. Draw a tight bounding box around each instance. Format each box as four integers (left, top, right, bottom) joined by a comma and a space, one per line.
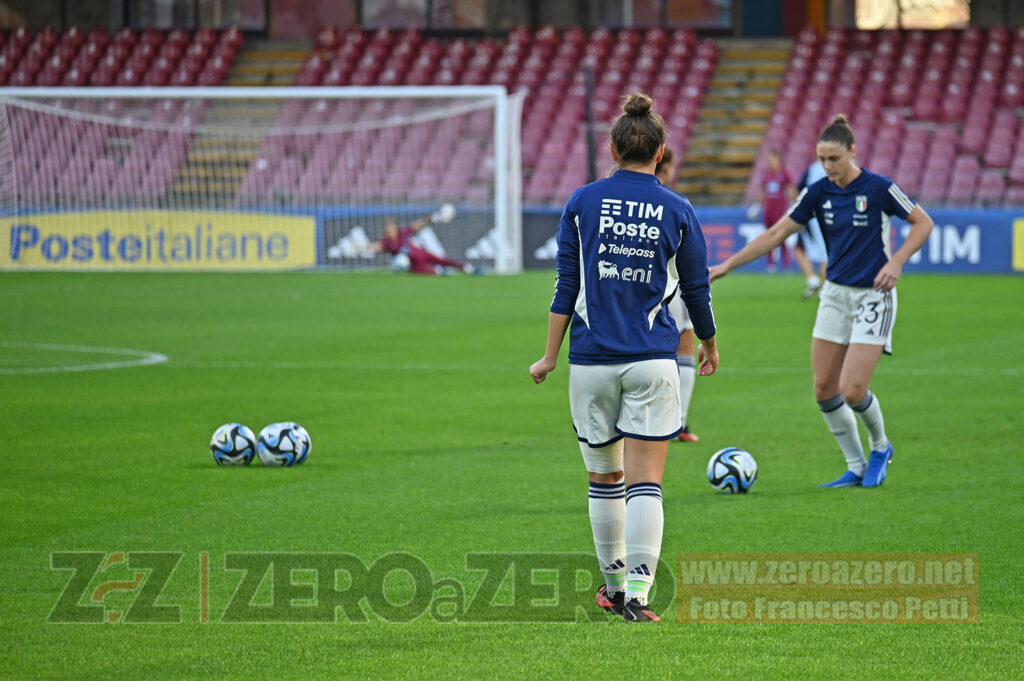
855, 195, 868, 212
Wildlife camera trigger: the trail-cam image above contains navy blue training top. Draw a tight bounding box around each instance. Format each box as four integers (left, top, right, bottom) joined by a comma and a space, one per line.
550, 169, 716, 365
788, 168, 916, 288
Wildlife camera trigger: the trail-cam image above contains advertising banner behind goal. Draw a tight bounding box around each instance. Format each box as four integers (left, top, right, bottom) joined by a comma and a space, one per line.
1, 210, 316, 270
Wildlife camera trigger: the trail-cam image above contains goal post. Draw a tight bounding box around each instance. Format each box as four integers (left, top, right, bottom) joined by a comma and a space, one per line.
0, 86, 524, 273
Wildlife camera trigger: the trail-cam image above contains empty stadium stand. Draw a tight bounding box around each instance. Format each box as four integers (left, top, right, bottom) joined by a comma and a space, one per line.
2, 27, 242, 206
277, 26, 719, 207
0, 25, 241, 87
752, 25, 1024, 207
3, 24, 1023, 208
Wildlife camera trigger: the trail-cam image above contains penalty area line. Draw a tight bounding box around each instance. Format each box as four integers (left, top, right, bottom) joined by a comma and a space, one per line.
0, 341, 168, 374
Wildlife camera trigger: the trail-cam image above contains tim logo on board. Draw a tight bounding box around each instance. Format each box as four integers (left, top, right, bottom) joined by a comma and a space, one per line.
2, 211, 316, 271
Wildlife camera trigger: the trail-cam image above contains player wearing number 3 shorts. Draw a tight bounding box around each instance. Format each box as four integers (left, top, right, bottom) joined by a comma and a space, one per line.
709, 115, 934, 489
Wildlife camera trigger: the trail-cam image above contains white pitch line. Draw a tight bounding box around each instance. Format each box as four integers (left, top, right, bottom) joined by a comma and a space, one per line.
0, 342, 168, 374
168, 359, 1021, 378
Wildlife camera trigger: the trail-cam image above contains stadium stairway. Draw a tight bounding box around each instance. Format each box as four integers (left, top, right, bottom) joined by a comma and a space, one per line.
169, 40, 311, 203
226, 40, 311, 86
679, 38, 791, 206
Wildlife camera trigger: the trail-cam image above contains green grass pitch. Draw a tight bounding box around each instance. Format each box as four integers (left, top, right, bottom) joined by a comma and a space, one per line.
1, 270, 1022, 680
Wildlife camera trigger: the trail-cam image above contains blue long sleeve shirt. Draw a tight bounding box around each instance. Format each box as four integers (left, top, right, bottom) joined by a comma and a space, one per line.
550, 169, 715, 365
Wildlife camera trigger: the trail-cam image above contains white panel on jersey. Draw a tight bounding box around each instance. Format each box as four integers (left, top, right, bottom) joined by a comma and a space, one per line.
881, 213, 893, 260
573, 214, 590, 328
649, 255, 680, 330
787, 187, 809, 218
888, 183, 915, 215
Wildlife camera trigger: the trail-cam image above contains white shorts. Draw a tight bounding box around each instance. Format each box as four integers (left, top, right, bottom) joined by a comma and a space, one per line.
813, 281, 897, 354
666, 294, 693, 332
568, 359, 682, 447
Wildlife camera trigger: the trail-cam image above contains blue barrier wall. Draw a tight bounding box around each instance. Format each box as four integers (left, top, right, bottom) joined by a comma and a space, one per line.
523, 206, 1024, 274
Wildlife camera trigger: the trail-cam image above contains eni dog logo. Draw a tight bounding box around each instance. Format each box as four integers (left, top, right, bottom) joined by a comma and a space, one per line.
598, 260, 620, 279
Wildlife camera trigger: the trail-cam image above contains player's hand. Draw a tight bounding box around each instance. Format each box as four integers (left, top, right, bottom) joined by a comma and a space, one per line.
697, 339, 719, 376
708, 264, 729, 283
529, 357, 557, 384
873, 261, 902, 291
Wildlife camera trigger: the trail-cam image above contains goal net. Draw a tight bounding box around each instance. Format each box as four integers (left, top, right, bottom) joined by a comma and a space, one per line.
0, 86, 523, 273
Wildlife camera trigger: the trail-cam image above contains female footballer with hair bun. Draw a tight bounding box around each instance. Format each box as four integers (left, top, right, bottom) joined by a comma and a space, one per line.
530, 93, 718, 622
709, 114, 934, 489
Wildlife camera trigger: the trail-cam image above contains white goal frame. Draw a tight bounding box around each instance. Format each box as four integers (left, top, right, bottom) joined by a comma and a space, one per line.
0, 86, 524, 273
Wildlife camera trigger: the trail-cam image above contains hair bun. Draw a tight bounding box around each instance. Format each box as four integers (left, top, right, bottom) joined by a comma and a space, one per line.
622, 92, 653, 117
832, 114, 850, 126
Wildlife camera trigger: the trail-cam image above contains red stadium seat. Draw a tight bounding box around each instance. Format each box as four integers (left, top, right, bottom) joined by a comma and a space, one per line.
9, 26, 32, 51
196, 68, 223, 86
33, 26, 58, 50
168, 69, 196, 86
163, 28, 188, 47
135, 28, 160, 48
1008, 153, 1024, 185
848, 30, 873, 51
1007, 54, 1024, 84
321, 66, 348, 86
105, 41, 132, 63
947, 156, 981, 204
315, 26, 341, 51
976, 171, 1006, 205
83, 28, 109, 49
59, 25, 84, 48
919, 158, 952, 203
74, 40, 103, 65
194, 28, 217, 47
111, 27, 135, 47
147, 54, 175, 78
61, 66, 89, 86
113, 66, 141, 86
6, 68, 33, 85
1000, 82, 1024, 107
130, 40, 157, 63
184, 41, 210, 61
158, 41, 183, 61
1003, 185, 1024, 206
219, 26, 243, 48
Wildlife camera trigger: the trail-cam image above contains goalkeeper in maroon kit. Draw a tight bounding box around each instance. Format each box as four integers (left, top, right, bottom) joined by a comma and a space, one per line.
367, 204, 476, 274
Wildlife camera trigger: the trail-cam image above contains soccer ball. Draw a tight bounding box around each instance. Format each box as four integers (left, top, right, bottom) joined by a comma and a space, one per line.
282, 421, 311, 465
210, 423, 257, 466
257, 422, 309, 467
707, 447, 758, 494
391, 253, 411, 271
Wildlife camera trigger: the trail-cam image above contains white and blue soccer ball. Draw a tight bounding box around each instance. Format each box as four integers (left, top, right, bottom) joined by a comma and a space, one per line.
281, 421, 311, 465
707, 447, 758, 494
257, 422, 310, 467
210, 423, 257, 466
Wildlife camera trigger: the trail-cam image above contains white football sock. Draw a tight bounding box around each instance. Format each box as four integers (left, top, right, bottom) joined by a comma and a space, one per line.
676, 355, 696, 429
624, 483, 663, 606
850, 391, 889, 453
819, 395, 866, 476
588, 480, 626, 594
